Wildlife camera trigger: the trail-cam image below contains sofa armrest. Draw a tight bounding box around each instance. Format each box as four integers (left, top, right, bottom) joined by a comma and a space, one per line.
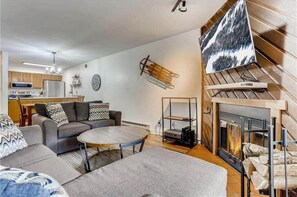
19, 125, 43, 146
109, 110, 122, 126
32, 114, 58, 153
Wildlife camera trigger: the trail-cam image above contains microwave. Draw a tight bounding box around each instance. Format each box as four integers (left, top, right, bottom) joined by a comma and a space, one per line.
11, 82, 33, 88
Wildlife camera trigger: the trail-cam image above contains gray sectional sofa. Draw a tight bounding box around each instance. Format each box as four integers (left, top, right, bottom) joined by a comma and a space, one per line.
0, 126, 81, 185
32, 101, 122, 154
0, 125, 228, 197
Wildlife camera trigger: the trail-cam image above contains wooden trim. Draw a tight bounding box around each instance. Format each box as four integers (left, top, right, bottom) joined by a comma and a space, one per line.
249, 16, 297, 57
252, 32, 297, 80
271, 109, 282, 142
212, 102, 219, 155
211, 97, 287, 110
247, 1, 297, 37
248, 0, 297, 19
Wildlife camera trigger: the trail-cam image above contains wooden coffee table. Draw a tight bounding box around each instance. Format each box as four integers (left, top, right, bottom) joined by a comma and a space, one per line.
77, 126, 149, 172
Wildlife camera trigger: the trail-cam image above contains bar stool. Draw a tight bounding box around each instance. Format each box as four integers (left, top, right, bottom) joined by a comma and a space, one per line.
16, 97, 28, 127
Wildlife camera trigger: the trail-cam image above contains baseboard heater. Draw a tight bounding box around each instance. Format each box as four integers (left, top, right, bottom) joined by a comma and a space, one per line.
122, 120, 150, 131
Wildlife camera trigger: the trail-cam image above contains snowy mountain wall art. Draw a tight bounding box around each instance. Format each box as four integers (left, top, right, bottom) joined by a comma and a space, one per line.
199, 0, 257, 74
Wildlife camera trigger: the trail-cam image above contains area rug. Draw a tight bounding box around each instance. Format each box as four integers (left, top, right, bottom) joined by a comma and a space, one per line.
59, 146, 144, 174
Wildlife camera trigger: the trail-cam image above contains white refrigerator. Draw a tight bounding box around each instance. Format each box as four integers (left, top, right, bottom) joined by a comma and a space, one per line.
43, 80, 65, 97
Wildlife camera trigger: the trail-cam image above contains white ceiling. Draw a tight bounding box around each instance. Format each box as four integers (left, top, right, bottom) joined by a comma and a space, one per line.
1, 0, 225, 69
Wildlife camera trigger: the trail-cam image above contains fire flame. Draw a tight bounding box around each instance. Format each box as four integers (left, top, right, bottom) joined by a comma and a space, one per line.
227, 123, 241, 159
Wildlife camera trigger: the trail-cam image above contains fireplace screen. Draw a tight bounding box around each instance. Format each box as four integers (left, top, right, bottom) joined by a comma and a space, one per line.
219, 111, 269, 171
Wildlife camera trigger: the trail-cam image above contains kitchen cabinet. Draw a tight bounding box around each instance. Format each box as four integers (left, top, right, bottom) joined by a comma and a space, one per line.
21, 73, 32, 82
8, 72, 11, 88
8, 71, 63, 89
43, 74, 52, 81
32, 74, 44, 89
43, 74, 62, 81
51, 75, 62, 81
10, 71, 22, 83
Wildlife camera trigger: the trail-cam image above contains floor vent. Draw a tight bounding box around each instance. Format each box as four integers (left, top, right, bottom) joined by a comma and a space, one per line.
122, 120, 150, 131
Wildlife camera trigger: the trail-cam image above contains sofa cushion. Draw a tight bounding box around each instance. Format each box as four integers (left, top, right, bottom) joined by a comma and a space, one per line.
88, 103, 110, 121
74, 102, 89, 121
34, 103, 48, 117
80, 119, 115, 129
63, 147, 228, 197
22, 157, 81, 185
58, 122, 91, 139
0, 144, 55, 168
46, 104, 69, 127
0, 114, 28, 159
61, 102, 76, 122
75, 101, 103, 121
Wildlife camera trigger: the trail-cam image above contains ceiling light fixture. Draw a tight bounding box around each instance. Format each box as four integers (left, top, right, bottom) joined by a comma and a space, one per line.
171, 0, 187, 12
22, 62, 51, 67
45, 52, 62, 74
22, 52, 62, 74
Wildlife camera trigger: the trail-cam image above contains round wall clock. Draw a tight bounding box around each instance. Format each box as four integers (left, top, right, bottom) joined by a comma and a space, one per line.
91, 74, 101, 91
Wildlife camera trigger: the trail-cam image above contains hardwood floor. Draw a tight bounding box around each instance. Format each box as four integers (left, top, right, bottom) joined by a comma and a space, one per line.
145, 134, 266, 197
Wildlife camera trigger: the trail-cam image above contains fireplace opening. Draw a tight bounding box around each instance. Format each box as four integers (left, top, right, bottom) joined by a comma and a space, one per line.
218, 104, 270, 171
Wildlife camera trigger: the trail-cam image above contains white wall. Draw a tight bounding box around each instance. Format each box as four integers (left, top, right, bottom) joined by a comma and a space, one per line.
0, 52, 9, 113
63, 29, 202, 137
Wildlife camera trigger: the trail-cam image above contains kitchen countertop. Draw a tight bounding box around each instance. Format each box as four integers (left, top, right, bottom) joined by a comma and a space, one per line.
9, 96, 81, 100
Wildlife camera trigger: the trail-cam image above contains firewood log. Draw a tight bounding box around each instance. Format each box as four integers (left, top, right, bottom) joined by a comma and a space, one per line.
251, 171, 297, 190
259, 151, 297, 165
249, 157, 297, 177
242, 157, 255, 178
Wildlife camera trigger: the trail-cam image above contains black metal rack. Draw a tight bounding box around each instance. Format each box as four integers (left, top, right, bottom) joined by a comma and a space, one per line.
240, 116, 269, 197
161, 97, 198, 148
241, 117, 297, 197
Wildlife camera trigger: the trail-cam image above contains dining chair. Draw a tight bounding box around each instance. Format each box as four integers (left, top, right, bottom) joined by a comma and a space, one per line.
16, 97, 28, 127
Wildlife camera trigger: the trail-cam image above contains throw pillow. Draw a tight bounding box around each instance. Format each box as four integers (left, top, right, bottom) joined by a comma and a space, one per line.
60, 102, 76, 122
0, 114, 28, 159
75, 101, 103, 121
0, 165, 69, 197
34, 103, 49, 117
46, 104, 69, 127
88, 103, 110, 121
0, 179, 51, 197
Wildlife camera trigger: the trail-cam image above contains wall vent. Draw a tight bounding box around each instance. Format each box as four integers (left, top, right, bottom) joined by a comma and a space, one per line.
122, 120, 150, 132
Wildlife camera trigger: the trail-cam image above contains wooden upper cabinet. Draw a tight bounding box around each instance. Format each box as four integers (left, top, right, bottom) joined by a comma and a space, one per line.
43, 74, 62, 81
8, 71, 62, 89
51, 75, 62, 81
32, 74, 44, 89
43, 74, 52, 81
10, 71, 22, 82
8, 72, 11, 88
21, 72, 32, 82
